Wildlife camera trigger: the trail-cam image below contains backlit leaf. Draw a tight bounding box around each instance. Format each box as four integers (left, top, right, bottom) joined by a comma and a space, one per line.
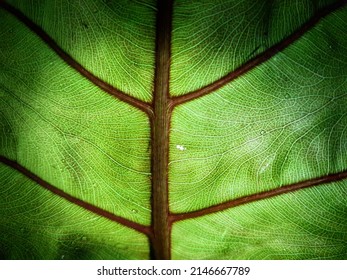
1, 0, 347, 259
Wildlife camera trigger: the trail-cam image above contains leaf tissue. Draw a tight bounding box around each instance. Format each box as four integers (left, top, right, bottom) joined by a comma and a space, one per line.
0, 0, 347, 260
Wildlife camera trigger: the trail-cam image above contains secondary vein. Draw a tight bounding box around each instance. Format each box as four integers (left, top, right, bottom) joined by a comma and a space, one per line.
0, 156, 152, 236
0, 1, 153, 116
169, 169, 347, 222
171, 0, 347, 106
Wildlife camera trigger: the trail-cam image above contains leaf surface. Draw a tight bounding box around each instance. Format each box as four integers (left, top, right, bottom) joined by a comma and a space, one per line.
1, 0, 347, 259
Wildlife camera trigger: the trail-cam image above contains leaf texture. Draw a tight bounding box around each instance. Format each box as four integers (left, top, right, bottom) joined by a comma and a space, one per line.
0, 0, 347, 259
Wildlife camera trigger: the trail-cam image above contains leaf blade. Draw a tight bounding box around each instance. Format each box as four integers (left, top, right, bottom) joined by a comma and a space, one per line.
0, 164, 150, 260
172, 181, 347, 259
169, 5, 347, 213
4, 0, 156, 102
0, 9, 152, 226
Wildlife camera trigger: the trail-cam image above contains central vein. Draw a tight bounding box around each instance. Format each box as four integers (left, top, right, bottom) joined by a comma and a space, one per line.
150, 0, 173, 260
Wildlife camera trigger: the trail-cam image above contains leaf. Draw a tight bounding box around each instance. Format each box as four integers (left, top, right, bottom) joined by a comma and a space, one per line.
0, 0, 347, 260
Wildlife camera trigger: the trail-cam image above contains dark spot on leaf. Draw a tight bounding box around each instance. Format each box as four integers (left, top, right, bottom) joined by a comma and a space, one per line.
81, 21, 88, 29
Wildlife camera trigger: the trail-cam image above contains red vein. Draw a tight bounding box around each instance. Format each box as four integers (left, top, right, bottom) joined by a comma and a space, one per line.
169, 169, 347, 222
171, 0, 347, 106
0, 1, 153, 116
150, 0, 173, 260
0, 156, 152, 237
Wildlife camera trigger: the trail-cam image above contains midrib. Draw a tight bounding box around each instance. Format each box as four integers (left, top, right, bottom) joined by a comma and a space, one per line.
150, 0, 173, 260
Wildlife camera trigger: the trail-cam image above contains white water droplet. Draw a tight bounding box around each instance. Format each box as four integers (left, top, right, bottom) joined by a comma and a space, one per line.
176, 144, 186, 151
131, 209, 138, 214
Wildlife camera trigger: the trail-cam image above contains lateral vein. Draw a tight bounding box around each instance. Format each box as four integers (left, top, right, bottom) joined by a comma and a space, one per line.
0, 156, 152, 236
171, 0, 347, 106
0, 2, 153, 116
170, 169, 347, 222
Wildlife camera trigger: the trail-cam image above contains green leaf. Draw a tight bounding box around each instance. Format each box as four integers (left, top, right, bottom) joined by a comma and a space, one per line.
1, 0, 346, 260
